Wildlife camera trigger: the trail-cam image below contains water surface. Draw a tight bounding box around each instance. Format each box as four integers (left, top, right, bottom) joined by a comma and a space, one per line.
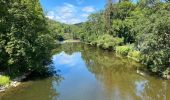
1, 43, 170, 100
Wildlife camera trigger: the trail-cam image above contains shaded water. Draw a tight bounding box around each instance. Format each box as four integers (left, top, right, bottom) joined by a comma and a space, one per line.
1, 43, 170, 100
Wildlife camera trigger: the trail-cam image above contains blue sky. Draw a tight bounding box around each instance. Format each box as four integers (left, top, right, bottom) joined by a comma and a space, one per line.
40, 0, 107, 24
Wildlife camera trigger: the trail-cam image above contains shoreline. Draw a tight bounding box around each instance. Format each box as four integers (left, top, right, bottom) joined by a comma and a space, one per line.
61, 39, 81, 43
82, 41, 170, 80
0, 73, 30, 93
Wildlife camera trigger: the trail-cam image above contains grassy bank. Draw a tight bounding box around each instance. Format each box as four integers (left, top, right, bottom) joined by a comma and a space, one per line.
0, 76, 10, 86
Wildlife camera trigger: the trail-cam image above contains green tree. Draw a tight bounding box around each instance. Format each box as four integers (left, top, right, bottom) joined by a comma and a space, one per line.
0, 0, 55, 75
104, 0, 113, 34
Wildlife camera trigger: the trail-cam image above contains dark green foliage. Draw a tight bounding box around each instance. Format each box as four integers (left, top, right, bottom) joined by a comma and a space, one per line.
112, 19, 136, 43
137, 10, 170, 75
0, 0, 55, 75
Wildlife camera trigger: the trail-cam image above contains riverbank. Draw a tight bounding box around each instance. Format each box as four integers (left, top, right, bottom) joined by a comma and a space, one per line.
81, 41, 170, 79
62, 39, 81, 43
0, 73, 29, 93
1, 42, 170, 100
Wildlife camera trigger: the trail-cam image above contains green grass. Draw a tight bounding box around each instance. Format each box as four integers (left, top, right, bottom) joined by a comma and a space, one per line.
0, 76, 10, 86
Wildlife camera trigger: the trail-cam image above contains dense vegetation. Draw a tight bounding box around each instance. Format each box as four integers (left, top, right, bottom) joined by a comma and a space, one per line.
67, 0, 170, 78
47, 19, 76, 41
0, 0, 57, 79
0, 0, 170, 87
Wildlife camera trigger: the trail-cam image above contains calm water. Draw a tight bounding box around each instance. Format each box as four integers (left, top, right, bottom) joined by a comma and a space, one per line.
1, 43, 170, 100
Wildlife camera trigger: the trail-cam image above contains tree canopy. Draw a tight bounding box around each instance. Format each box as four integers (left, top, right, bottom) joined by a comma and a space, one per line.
67, 0, 170, 78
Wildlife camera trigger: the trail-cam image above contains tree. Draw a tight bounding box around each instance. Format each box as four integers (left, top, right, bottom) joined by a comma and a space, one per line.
0, 0, 55, 75
0, 0, 10, 70
104, 0, 113, 34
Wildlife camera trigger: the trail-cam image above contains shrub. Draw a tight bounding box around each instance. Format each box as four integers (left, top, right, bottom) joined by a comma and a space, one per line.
128, 50, 141, 61
96, 34, 124, 50
116, 45, 132, 56
137, 11, 170, 74
0, 76, 10, 86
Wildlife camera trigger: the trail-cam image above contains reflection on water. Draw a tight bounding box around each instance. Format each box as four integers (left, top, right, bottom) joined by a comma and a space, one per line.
1, 43, 170, 100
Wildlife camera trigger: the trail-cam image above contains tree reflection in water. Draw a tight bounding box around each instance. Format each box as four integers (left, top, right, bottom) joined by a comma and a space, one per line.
1, 43, 170, 100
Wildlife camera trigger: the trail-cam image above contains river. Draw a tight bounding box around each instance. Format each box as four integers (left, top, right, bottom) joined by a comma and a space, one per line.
1, 43, 170, 100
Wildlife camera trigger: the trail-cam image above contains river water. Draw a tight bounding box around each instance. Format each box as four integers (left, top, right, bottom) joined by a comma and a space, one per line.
1, 43, 170, 100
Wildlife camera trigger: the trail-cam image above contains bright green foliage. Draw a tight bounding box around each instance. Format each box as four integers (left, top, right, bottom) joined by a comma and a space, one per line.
0, 76, 10, 86
47, 19, 81, 41
112, 1, 136, 20
46, 19, 65, 41
128, 50, 141, 61
78, 12, 106, 42
116, 45, 132, 56
95, 34, 124, 50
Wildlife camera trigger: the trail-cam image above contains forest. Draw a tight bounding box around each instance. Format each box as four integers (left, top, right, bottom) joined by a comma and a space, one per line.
65, 0, 170, 79
0, 0, 170, 88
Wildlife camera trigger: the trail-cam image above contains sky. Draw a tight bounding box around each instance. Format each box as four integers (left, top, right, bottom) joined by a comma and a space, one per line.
40, 0, 107, 24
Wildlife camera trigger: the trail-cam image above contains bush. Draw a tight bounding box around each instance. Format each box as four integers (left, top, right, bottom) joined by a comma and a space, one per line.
0, 76, 10, 86
137, 10, 170, 74
95, 34, 124, 50
128, 50, 141, 61
116, 45, 132, 56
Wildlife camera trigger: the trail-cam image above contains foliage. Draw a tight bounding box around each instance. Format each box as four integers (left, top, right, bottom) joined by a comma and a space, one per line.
0, 76, 10, 86
104, 0, 113, 34
46, 19, 64, 41
112, 19, 136, 43
136, 9, 170, 75
128, 50, 141, 61
162, 68, 170, 79
1, 0, 170, 78
0, 0, 55, 76
116, 45, 132, 56
95, 34, 124, 50
69, 1, 170, 77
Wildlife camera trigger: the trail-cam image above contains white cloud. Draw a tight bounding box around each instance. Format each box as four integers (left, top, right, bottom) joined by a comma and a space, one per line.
52, 51, 82, 67
81, 13, 89, 17
82, 6, 95, 13
46, 3, 95, 24
69, 19, 82, 24
46, 3, 84, 24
